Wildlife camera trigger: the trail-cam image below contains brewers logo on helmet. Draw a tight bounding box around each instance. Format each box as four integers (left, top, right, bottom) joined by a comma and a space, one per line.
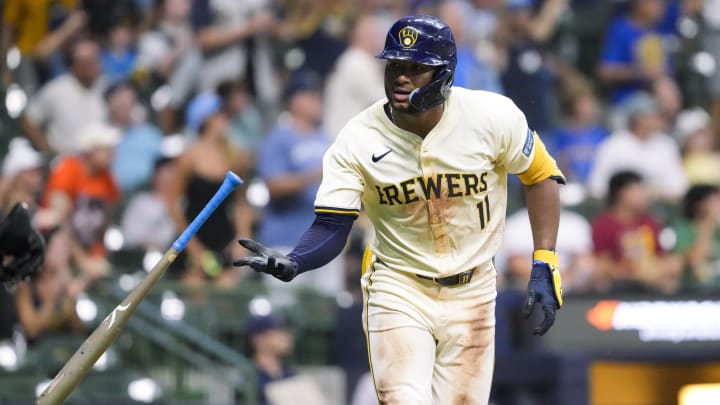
399, 26, 419, 48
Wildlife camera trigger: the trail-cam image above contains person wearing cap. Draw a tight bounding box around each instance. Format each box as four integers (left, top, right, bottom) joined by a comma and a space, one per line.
244, 315, 296, 405
0, 139, 46, 290
587, 92, 687, 200
674, 108, 720, 186
255, 72, 339, 299
40, 122, 121, 281
0, 138, 45, 213
167, 93, 251, 285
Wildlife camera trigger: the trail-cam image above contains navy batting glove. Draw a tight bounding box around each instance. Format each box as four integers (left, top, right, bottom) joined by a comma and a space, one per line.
523, 250, 563, 336
232, 239, 298, 282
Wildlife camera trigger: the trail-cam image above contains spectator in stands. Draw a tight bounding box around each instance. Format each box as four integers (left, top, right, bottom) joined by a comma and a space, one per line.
217, 80, 265, 153
588, 92, 687, 200
21, 37, 107, 154
439, 0, 503, 94
0, 138, 45, 213
80, 0, 139, 37
672, 184, 720, 290
323, 14, 386, 139
591, 171, 682, 293
191, 0, 278, 103
554, 81, 609, 184
256, 73, 342, 299
277, 0, 351, 79
40, 123, 121, 281
653, 75, 683, 127
107, 81, 163, 193
674, 107, 720, 186
244, 315, 296, 405
1, 0, 84, 91
466, 0, 502, 55
498, 199, 595, 294
705, 0, 720, 125
167, 94, 251, 284
597, 0, 672, 104
499, 0, 568, 133
14, 226, 86, 344
257, 73, 329, 248
136, 0, 202, 117
100, 22, 137, 85
121, 157, 177, 250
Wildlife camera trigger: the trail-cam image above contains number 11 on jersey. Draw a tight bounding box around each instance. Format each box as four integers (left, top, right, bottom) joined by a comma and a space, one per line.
476, 195, 490, 230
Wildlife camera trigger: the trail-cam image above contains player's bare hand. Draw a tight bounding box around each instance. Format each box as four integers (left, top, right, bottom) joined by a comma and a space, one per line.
232, 239, 298, 282
523, 261, 563, 336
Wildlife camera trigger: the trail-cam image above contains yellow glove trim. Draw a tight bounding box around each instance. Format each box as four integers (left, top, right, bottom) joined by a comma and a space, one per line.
533, 249, 558, 268
517, 132, 566, 186
533, 249, 563, 308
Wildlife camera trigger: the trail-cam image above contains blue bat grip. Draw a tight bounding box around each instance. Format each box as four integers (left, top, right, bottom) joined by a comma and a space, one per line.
172, 171, 243, 252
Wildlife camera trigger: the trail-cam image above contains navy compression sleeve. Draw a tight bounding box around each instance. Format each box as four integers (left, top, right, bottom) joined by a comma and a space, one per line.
287, 212, 356, 273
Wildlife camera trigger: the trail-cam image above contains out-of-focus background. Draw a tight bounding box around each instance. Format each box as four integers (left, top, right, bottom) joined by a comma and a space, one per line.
1, 0, 720, 404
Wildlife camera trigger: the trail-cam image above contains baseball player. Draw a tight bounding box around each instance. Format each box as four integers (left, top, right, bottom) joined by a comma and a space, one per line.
0, 203, 45, 290
234, 14, 564, 405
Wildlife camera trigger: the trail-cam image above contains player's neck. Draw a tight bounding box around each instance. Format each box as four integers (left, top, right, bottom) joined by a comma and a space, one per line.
390, 104, 444, 138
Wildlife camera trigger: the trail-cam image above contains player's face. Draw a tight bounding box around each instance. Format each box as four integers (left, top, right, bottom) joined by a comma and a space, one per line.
384, 60, 436, 112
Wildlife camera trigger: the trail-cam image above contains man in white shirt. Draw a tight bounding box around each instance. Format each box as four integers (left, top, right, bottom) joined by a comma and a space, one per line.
587, 92, 687, 200
497, 205, 595, 293
323, 15, 386, 138
21, 38, 106, 155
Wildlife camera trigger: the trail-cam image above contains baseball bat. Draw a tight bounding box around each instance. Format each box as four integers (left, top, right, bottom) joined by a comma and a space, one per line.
36, 171, 243, 405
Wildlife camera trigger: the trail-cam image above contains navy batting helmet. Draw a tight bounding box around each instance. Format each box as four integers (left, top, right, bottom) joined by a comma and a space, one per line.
377, 15, 457, 111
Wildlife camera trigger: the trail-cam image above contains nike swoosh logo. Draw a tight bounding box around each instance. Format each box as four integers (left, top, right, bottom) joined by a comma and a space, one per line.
372, 149, 392, 163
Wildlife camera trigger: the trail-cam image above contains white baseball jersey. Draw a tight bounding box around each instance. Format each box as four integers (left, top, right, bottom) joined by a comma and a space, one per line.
315, 87, 536, 287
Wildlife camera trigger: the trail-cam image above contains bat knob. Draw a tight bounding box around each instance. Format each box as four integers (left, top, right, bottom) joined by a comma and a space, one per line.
225, 171, 244, 187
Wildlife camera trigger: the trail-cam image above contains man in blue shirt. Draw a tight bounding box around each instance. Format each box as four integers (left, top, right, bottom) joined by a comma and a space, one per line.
554, 84, 609, 183
439, 0, 504, 94
108, 82, 163, 193
257, 73, 330, 249
598, 0, 674, 103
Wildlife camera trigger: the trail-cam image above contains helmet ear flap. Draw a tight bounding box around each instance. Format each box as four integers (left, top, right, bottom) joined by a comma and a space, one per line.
439, 67, 454, 99
408, 65, 455, 111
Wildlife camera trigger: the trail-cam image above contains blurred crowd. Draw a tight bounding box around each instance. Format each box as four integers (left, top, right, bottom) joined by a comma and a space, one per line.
2, 0, 720, 391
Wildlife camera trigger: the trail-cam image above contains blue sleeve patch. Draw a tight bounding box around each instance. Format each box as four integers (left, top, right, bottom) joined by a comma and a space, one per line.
522, 129, 534, 157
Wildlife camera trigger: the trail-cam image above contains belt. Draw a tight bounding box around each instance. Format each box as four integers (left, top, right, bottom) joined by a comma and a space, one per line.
374, 258, 476, 287
416, 268, 475, 287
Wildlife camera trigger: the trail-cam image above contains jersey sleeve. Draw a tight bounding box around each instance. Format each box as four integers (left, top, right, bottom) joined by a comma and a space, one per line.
496, 99, 565, 185
496, 100, 533, 175
314, 133, 364, 216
